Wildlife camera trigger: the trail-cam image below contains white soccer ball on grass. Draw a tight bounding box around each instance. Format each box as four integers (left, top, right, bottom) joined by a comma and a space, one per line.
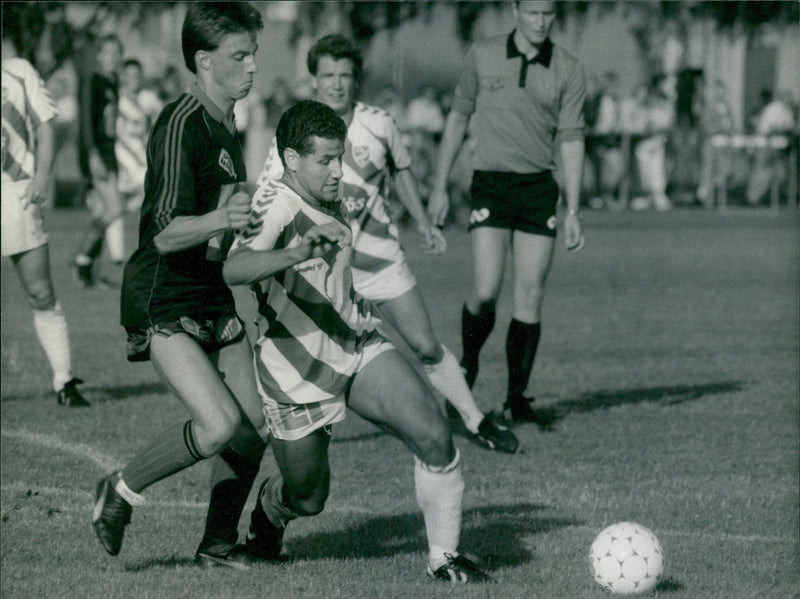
589, 521, 664, 594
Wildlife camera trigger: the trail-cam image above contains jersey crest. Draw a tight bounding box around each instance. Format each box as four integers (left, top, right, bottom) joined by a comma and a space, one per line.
218, 148, 235, 178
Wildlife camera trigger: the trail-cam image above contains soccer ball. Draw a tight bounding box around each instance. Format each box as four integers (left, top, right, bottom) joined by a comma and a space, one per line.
589, 522, 664, 594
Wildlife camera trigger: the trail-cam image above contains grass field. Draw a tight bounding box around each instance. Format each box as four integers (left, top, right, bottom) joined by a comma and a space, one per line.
2, 206, 798, 598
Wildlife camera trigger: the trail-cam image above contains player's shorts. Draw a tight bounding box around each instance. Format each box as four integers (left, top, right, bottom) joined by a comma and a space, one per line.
125, 312, 246, 362
352, 257, 418, 302
1, 179, 48, 256
259, 337, 395, 441
468, 170, 559, 237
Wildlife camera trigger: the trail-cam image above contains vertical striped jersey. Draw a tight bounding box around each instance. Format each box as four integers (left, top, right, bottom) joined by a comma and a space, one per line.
1, 58, 57, 184
120, 85, 245, 329
229, 179, 383, 405
255, 101, 412, 296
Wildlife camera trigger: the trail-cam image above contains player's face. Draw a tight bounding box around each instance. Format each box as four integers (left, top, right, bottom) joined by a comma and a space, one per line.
97, 41, 122, 77
207, 31, 258, 101
121, 65, 143, 94
293, 136, 345, 204
514, 1, 556, 47
312, 56, 356, 116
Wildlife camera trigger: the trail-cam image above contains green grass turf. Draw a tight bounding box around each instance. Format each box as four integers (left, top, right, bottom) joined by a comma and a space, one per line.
2, 206, 798, 598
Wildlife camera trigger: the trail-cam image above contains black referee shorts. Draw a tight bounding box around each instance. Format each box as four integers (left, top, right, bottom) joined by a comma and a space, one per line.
468, 170, 559, 237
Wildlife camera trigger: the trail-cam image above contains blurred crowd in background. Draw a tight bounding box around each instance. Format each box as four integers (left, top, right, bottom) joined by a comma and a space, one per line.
7, 1, 799, 226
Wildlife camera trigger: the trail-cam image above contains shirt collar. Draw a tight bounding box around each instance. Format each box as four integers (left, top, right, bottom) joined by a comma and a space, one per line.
190, 82, 237, 135
506, 31, 553, 68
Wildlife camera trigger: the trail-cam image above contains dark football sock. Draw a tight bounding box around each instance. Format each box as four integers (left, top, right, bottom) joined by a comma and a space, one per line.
460, 302, 496, 386
202, 432, 267, 546
121, 420, 209, 493
506, 319, 541, 400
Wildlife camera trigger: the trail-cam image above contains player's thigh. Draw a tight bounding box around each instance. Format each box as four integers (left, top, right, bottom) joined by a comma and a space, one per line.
212, 335, 265, 431
11, 244, 56, 310
271, 428, 331, 510
511, 231, 555, 315
469, 226, 510, 301
150, 333, 240, 440
91, 174, 123, 224
348, 349, 453, 467
376, 286, 440, 360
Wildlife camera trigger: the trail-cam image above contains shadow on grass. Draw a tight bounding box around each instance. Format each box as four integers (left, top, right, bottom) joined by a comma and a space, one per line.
654, 577, 685, 592
518, 381, 745, 432
284, 503, 580, 568
125, 555, 195, 571
1, 382, 168, 402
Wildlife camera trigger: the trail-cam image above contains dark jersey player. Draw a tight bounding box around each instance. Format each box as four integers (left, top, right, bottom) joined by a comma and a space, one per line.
92, 2, 268, 569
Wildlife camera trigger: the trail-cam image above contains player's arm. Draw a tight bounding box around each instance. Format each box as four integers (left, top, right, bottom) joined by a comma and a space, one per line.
25, 117, 56, 206
393, 168, 446, 254
223, 222, 351, 286
428, 106, 470, 227
558, 63, 587, 251
153, 190, 252, 254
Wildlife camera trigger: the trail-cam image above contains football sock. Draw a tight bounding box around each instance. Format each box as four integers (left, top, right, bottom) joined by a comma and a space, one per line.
32, 303, 72, 392
424, 345, 484, 433
121, 420, 209, 493
461, 303, 496, 386
506, 319, 541, 400
114, 474, 145, 506
104, 216, 126, 264
414, 449, 464, 570
259, 473, 299, 528
202, 440, 266, 546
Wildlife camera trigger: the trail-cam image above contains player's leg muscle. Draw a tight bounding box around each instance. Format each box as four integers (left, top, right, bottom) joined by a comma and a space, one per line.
375, 287, 442, 363
510, 231, 555, 323
11, 245, 56, 310
271, 430, 331, 516
466, 227, 509, 311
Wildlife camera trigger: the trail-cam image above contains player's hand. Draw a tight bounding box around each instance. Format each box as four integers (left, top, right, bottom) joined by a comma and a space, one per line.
564, 211, 585, 253
88, 150, 108, 180
21, 176, 49, 208
427, 188, 450, 228
302, 222, 352, 259
420, 223, 447, 255
225, 191, 253, 230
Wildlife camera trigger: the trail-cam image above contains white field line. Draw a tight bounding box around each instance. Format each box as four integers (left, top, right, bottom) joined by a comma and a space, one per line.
2, 427, 123, 471
2, 427, 797, 546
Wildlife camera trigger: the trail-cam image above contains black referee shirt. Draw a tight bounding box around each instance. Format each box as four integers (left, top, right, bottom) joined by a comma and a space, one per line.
121, 84, 246, 329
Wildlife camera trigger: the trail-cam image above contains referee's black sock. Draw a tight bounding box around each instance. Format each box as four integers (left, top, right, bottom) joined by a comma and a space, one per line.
506, 319, 541, 402
460, 302, 496, 388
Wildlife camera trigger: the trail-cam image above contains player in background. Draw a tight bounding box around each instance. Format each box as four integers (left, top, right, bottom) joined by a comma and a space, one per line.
70, 34, 125, 287
256, 35, 517, 454
2, 36, 89, 407
106, 58, 164, 264
228, 100, 494, 583
429, 1, 586, 421
92, 2, 268, 569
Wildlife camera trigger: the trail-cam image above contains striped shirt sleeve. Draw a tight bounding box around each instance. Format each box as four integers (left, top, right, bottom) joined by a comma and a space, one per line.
21, 61, 56, 126
150, 97, 201, 232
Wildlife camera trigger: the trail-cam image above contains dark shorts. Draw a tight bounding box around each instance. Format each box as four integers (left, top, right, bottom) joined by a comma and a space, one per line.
125, 313, 246, 362
468, 170, 559, 237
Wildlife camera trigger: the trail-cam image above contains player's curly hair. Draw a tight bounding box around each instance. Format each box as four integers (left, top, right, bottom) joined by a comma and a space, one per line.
182, 2, 263, 74
306, 34, 363, 81
276, 101, 347, 167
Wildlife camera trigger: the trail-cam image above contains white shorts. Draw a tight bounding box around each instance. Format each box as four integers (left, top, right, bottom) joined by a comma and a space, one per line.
353, 258, 418, 302
259, 337, 395, 441
1, 179, 48, 256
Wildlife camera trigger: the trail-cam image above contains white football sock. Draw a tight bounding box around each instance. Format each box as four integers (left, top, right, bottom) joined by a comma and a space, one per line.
104, 216, 126, 263
414, 449, 464, 570
32, 303, 72, 391
425, 346, 485, 433
115, 475, 146, 506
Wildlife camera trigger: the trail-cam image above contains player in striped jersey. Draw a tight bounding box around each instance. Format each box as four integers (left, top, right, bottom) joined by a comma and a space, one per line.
227, 100, 493, 583
92, 3, 268, 569
1, 36, 88, 407
256, 35, 517, 454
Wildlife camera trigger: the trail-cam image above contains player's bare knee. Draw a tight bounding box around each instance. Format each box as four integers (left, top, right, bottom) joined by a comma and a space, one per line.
26, 281, 56, 311
201, 411, 241, 453
288, 484, 328, 516
416, 340, 443, 365
408, 416, 452, 467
